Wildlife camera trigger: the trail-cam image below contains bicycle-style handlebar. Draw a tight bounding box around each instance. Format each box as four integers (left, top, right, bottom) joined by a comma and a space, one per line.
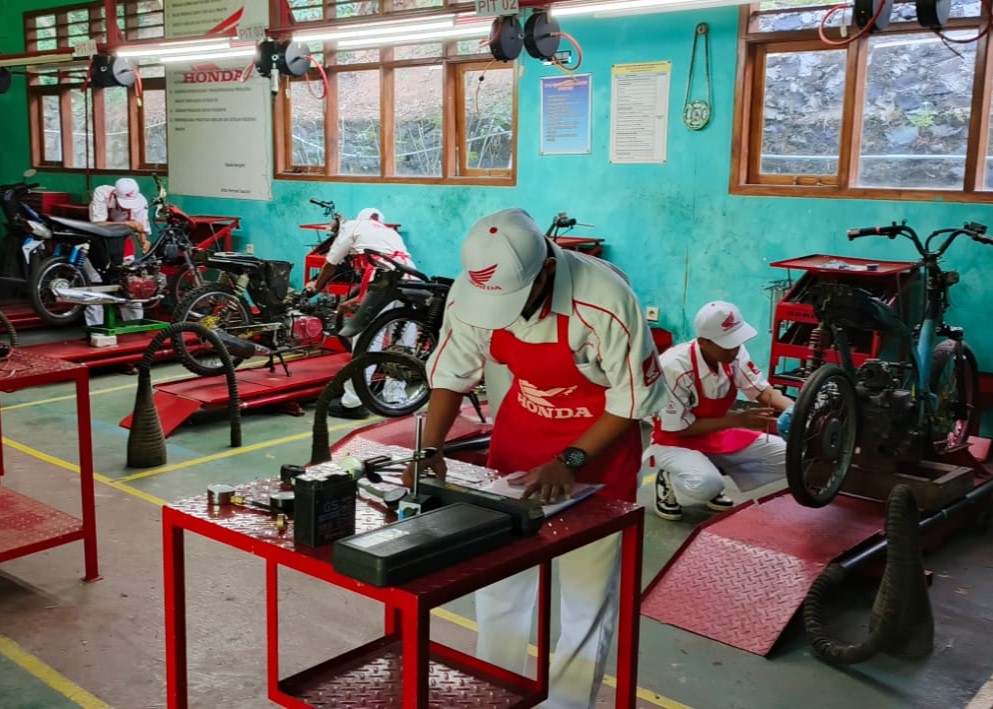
545, 212, 594, 238
361, 249, 432, 284
846, 221, 991, 258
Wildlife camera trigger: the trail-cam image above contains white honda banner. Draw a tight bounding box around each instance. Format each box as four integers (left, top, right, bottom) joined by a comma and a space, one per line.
165, 2, 272, 201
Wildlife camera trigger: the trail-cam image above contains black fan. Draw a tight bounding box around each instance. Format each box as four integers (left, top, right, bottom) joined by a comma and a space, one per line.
489, 15, 523, 62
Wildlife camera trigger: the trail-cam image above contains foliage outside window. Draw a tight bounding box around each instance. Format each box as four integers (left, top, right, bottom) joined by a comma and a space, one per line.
732, 0, 993, 201
275, 4, 516, 185
24, 1, 166, 172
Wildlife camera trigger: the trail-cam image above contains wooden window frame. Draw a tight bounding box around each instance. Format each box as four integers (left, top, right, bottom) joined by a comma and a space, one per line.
731, 5, 993, 203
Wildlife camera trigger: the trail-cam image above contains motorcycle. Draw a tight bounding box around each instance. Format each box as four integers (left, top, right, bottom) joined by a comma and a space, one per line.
170, 251, 340, 376
147, 175, 213, 305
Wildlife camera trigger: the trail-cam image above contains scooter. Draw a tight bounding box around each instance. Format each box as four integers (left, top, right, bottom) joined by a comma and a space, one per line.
0, 170, 66, 302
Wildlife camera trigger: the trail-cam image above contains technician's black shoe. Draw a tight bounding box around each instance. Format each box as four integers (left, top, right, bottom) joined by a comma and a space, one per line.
654, 470, 682, 521
327, 398, 370, 420
706, 493, 734, 512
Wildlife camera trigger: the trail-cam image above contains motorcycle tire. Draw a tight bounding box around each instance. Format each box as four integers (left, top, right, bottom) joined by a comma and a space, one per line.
172, 282, 253, 377
29, 255, 89, 327
167, 263, 215, 306
351, 307, 437, 417
929, 340, 980, 451
786, 364, 859, 508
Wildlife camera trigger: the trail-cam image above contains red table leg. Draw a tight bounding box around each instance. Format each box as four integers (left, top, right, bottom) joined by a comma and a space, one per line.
163, 509, 188, 709
266, 560, 280, 700
616, 517, 644, 708
536, 560, 552, 699
401, 601, 429, 706
75, 373, 99, 581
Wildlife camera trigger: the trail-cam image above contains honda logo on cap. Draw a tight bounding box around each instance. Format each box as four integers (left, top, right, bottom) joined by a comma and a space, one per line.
468, 264, 500, 290
721, 312, 737, 330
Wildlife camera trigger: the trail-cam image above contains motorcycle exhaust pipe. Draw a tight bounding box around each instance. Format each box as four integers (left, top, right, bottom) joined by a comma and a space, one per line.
52, 285, 130, 306
213, 329, 261, 360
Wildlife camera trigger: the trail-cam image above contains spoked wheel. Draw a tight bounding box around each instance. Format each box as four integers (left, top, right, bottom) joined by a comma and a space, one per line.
352, 307, 437, 416
351, 350, 430, 417
172, 283, 253, 376
929, 340, 980, 452
29, 256, 90, 326
167, 263, 218, 306
786, 365, 859, 508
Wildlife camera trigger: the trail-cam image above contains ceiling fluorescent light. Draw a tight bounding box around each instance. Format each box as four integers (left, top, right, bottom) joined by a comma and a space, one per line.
293, 14, 456, 43
117, 40, 232, 58
551, 0, 745, 17
159, 47, 258, 64
336, 24, 490, 49
595, 0, 751, 16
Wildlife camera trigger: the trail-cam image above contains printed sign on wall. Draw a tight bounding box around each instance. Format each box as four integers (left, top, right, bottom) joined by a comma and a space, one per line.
540, 74, 592, 156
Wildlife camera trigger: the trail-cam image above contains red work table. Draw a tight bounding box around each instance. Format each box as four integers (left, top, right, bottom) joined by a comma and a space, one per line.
0, 350, 98, 580
162, 478, 644, 708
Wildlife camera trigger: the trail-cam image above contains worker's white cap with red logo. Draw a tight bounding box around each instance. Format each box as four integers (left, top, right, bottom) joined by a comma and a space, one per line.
450, 208, 547, 329
694, 301, 758, 349
114, 177, 143, 209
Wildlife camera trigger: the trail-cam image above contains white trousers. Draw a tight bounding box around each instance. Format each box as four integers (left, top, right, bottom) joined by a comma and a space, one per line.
82, 260, 143, 327
641, 436, 786, 505
475, 533, 621, 709
341, 300, 410, 409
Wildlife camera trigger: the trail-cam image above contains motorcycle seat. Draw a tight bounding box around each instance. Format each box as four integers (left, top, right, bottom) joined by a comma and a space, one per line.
207, 251, 265, 272
48, 216, 133, 239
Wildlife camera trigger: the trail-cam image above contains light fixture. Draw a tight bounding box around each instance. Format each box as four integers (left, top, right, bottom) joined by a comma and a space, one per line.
551, 0, 749, 18
336, 23, 491, 49
159, 47, 258, 64
115, 38, 232, 58
292, 14, 457, 43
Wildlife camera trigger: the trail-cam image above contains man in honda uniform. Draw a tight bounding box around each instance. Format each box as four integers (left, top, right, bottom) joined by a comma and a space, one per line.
406, 208, 664, 708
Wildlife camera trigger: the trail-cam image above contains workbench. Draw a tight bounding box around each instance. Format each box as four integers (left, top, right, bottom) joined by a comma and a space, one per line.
0, 350, 98, 580
162, 458, 643, 707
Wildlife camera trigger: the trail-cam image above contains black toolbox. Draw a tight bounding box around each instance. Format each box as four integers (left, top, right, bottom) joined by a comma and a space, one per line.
332, 503, 514, 587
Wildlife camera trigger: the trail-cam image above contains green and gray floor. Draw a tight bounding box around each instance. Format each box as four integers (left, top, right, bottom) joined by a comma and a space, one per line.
0, 334, 991, 708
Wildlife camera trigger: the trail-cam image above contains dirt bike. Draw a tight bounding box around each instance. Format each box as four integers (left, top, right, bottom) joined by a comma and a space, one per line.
785, 220, 989, 508
147, 175, 214, 305
170, 251, 340, 376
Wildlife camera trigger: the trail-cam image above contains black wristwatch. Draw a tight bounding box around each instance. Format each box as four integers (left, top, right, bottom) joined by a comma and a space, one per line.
556, 446, 589, 471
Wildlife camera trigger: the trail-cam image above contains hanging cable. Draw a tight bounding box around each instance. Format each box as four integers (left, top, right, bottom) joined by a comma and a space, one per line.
305, 55, 329, 100
475, 58, 497, 119
817, 1, 887, 47
551, 32, 583, 72
239, 58, 255, 82
132, 66, 143, 108
935, 0, 993, 43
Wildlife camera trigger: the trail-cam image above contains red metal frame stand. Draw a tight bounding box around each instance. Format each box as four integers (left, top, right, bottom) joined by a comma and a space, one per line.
0, 350, 98, 581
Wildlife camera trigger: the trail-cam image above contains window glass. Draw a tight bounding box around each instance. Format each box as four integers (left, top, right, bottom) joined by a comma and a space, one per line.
142, 88, 167, 166
336, 49, 380, 65
102, 87, 130, 169
70, 89, 95, 168
289, 0, 325, 22
395, 65, 442, 176
463, 66, 514, 170
760, 49, 845, 176
338, 70, 381, 175
291, 80, 327, 168
395, 43, 443, 61
858, 31, 976, 189
42, 95, 63, 162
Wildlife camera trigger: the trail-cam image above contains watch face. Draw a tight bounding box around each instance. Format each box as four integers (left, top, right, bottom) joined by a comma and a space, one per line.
562, 447, 588, 469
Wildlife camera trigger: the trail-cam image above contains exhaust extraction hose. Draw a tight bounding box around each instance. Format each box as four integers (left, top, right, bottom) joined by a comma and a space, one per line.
0, 310, 18, 348
127, 322, 242, 468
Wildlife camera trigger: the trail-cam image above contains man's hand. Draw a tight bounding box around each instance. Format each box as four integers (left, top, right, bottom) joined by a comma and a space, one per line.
514, 457, 576, 504
401, 449, 447, 488
338, 297, 359, 315
137, 233, 152, 253
303, 281, 318, 295
734, 407, 778, 431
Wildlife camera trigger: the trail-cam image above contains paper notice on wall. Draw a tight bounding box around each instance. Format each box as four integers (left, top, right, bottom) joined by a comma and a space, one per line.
165, 1, 272, 201
609, 61, 670, 164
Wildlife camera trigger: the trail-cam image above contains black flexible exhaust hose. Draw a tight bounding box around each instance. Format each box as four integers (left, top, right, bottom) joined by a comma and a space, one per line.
0, 310, 18, 347
127, 322, 241, 468
309, 350, 429, 465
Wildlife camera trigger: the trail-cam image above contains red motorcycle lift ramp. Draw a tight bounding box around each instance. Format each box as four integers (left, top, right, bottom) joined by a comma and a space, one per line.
641, 490, 887, 656
23, 331, 181, 369
0, 302, 46, 331
119, 351, 351, 437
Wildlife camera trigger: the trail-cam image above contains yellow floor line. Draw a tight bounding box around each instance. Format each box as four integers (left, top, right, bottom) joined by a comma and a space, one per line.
5, 431, 684, 707
0, 634, 112, 708
0, 372, 192, 412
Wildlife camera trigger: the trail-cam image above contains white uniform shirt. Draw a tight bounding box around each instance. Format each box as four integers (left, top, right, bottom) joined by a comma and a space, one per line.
426, 244, 665, 420
89, 185, 151, 233
656, 339, 770, 432
325, 218, 415, 269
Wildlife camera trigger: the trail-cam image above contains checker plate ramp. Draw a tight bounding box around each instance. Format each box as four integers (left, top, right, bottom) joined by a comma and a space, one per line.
641, 491, 885, 656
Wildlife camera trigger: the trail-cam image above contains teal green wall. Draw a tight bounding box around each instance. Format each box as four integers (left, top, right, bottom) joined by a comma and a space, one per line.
3, 3, 993, 378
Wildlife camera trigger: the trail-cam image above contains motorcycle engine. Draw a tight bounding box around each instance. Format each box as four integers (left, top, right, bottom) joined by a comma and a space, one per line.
855, 359, 916, 456
291, 314, 325, 346
120, 263, 167, 301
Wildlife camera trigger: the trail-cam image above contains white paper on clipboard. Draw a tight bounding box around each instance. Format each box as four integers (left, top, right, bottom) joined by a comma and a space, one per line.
482, 473, 604, 518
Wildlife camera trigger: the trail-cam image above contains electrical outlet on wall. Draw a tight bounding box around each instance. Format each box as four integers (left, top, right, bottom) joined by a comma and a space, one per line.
246, 243, 255, 254
646, 306, 660, 322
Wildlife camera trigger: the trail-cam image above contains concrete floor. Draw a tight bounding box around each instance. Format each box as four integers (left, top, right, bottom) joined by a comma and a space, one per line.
0, 334, 992, 708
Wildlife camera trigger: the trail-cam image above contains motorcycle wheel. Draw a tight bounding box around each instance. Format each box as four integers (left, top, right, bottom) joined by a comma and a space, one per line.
786, 364, 859, 508
352, 307, 437, 417
172, 283, 252, 376
29, 256, 89, 327
929, 340, 979, 451
167, 263, 216, 306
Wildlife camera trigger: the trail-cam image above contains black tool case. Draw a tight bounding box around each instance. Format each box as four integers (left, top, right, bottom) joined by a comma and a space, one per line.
332, 503, 514, 587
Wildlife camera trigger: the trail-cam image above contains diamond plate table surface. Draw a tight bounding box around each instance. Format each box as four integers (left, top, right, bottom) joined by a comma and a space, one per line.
641, 491, 885, 656
0, 349, 85, 390
281, 641, 527, 708
0, 487, 83, 557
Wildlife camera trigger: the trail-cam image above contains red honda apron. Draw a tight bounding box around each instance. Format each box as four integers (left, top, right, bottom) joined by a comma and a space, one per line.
651, 342, 760, 454
487, 314, 643, 502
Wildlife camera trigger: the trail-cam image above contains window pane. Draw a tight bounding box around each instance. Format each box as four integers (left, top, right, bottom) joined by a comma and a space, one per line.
463, 67, 514, 170
338, 70, 381, 175
142, 89, 167, 165
42, 95, 63, 162
858, 32, 975, 190
395, 65, 442, 177
102, 87, 130, 169
289, 0, 325, 22
760, 50, 845, 176
334, 0, 382, 19
291, 80, 326, 168
336, 49, 380, 65
70, 90, 95, 168
395, 43, 443, 61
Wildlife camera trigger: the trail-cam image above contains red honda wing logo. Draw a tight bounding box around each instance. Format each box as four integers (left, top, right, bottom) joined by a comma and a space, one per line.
721, 313, 737, 330
469, 264, 498, 288
643, 354, 661, 386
